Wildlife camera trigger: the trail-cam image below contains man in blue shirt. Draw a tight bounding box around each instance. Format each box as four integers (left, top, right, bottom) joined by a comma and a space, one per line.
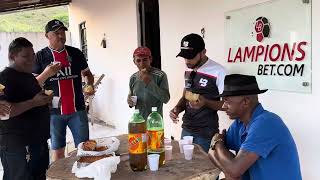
208, 74, 302, 180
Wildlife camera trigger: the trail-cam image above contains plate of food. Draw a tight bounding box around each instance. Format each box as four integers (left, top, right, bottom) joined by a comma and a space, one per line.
77, 137, 120, 157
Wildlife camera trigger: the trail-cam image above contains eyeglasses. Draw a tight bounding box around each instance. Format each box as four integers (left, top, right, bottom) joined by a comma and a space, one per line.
186, 71, 196, 88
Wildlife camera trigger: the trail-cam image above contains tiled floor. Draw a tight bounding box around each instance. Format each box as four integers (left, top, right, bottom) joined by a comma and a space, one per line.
0, 123, 122, 180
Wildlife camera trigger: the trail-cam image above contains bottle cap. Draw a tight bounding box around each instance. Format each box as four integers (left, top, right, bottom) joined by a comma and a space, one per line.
152, 107, 157, 112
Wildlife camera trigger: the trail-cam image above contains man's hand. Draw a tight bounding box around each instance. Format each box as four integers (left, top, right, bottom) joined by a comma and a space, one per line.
43, 62, 61, 77
0, 101, 11, 117
32, 91, 53, 107
208, 148, 216, 164
169, 107, 180, 124
214, 129, 226, 142
188, 95, 207, 109
139, 68, 151, 84
127, 94, 135, 107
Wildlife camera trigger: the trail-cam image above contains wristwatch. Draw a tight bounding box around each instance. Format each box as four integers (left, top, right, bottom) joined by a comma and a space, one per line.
210, 138, 224, 150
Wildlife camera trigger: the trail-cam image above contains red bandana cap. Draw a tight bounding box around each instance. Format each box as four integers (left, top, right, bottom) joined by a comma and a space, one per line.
133, 47, 152, 57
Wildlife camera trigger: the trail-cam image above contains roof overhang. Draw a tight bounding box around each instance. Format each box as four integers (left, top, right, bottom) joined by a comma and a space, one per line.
0, 0, 71, 14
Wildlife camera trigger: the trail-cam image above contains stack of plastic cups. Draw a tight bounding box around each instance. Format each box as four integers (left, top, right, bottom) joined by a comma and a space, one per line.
178, 139, 188, 153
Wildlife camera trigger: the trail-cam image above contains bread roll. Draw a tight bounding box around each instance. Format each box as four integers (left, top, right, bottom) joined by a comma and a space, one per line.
44, 90, 53, 96
83, 85, 94, 93
82, 140, 97, 151
0, 84, 5, 92
185, 91, 199, 102
78, 154, 113, 163
95, 146, 108, 151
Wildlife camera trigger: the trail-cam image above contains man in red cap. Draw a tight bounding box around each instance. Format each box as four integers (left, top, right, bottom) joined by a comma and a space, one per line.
127, 47, 170, 120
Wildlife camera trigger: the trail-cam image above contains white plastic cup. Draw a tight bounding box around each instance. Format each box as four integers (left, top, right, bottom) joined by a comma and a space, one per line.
164, 138, 171, 146
165, 145, 173, 161
131, 96, 137, 106
52, 96, 60, 108
183, 136, 193, 144
148, 154, 160, 171
0, 114, 9, 120
183, 144, 195, 160
178, 139, 189, 153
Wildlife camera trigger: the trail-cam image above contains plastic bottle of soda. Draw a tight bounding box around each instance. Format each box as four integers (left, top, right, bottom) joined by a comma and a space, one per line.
147, 107, 165, 166
128, 109, 147, 171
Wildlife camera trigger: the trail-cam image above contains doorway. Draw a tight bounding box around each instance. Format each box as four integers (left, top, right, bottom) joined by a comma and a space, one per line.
137, 0, 161, 69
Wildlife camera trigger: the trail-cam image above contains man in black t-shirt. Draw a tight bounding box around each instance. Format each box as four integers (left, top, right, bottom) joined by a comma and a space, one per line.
0, 37, 58, 180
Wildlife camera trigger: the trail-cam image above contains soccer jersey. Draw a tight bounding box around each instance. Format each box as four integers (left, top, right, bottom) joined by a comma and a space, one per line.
182, 58, 226, 138
33, 46, 89, 115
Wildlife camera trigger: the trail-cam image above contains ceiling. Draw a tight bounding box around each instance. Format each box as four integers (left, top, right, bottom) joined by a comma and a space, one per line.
0, 0, 71, 14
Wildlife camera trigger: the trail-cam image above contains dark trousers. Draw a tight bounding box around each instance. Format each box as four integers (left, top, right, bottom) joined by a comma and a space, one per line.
29, 142, 50, 180
0, 141, 49, 180
0, 146, 31, 180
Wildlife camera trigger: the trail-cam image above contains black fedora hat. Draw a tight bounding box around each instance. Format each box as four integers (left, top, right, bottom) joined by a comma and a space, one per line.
216, 74, 268, 98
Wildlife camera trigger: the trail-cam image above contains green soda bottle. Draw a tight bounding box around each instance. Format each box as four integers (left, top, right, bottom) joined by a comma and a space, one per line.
147, 107, 165, 166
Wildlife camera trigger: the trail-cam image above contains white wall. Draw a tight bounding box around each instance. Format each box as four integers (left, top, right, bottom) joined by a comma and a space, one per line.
159, 0, 319, 179
0, 32, 71, 69
68, 0, 139, 132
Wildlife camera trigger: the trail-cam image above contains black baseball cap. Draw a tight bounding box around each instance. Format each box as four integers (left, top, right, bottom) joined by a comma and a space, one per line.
45, 19, 68, 33
176, 33, 205, 59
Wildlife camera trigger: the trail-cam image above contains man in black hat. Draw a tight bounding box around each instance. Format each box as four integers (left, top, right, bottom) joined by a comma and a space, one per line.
208, 74, 302, 180
33, 19, 95, 161
169, 33, 226, 152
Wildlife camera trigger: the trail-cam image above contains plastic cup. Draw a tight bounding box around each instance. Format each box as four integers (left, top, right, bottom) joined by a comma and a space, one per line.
0, 114, 9, 120
183, 144, 194, 160
165, 145, 173, 161
52, 96, 60, 108
164, 138, 171, 146
131, 96, 137, 106
148, 154, 160, 171
178, 139, 188, 153
183, 136, 193, 144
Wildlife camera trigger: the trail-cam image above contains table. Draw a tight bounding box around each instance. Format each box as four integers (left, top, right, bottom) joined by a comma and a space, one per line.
47, 134, 220, 180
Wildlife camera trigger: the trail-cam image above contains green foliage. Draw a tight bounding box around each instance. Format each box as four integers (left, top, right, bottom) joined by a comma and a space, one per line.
0, 6, 69, 32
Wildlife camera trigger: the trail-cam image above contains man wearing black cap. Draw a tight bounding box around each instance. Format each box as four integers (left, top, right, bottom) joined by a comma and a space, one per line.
208, 74, 302, 180
33, 19, 95, 161
169, 33, 226, 152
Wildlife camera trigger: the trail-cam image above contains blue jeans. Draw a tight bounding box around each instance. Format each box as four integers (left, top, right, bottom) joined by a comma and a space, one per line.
181, 129, 212, 153
50, 110, 89, 150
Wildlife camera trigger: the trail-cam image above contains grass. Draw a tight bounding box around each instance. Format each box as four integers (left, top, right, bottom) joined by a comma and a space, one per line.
0, 6, 69, 32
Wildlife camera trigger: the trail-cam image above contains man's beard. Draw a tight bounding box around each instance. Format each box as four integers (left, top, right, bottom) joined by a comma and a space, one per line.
186, 63, 196, 69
